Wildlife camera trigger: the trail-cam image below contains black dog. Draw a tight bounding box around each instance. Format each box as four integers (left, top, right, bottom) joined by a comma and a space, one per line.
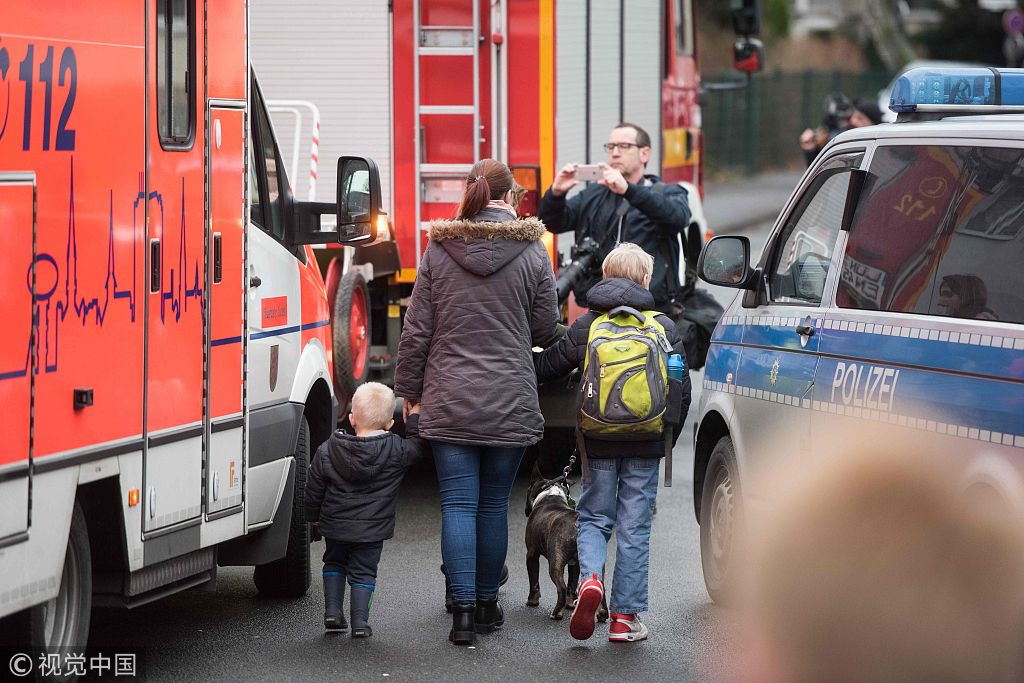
524, 466, 608, 622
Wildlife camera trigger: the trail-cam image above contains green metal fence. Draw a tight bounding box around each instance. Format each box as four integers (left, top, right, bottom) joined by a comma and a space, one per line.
702, 70, 891, 175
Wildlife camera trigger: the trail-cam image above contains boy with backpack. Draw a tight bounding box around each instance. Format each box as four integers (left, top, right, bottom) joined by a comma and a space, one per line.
535, 243, 691, 643
306, 382, 429, 637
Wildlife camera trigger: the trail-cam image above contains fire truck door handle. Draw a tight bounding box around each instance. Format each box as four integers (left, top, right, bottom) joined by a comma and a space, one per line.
213, 233, 223, 284
250, 274, 262, 288
149, 239, 160, 293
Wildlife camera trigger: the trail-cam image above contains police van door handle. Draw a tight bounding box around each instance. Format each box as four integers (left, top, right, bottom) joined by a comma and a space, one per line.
796, 319, 815, 337
250, 274, 262, 288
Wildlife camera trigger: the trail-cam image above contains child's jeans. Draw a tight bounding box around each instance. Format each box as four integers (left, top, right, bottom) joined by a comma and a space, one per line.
324, 540, 384, 589
576, 456, 660, 614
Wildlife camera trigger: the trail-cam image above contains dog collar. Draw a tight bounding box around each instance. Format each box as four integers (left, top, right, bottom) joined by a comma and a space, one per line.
532, 485, 569, 510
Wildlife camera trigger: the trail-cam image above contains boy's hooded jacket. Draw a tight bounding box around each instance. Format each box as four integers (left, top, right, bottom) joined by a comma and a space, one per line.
394, 207, 563, 448
305, 414, 429, 542
534, 277, 692, 458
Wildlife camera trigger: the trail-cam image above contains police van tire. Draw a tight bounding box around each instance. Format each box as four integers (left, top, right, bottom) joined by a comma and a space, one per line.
1, 500, 92, 653
333, 272, 371, 399
253, 417, 312, 598
699, 436, 743, 605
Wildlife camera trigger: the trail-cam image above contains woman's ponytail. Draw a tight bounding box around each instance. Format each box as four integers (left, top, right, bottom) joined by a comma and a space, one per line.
457, 175, 492, 220
455, 159, 515, 220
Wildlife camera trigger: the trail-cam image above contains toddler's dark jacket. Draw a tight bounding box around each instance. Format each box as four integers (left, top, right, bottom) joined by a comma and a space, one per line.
306, 414, 429, 543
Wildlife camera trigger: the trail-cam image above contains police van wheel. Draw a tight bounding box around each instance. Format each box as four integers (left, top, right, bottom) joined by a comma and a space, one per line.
332, 272, 371, 399
1, 500, 92, 655
254, 417, 312, 598
699, 436, 743, 605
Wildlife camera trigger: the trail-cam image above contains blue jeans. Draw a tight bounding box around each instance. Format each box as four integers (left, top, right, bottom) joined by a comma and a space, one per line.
432, 442, 525, 604
576, 457, 660, 614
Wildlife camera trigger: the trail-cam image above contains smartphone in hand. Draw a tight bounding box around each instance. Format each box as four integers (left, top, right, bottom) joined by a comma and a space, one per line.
575, 164, 603, 182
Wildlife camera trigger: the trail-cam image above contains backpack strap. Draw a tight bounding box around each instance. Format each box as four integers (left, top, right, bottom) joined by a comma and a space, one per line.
663, 431, 673, 487
607, 306, 647, 324
575, 381, 592, 485
575, 426, 592, 486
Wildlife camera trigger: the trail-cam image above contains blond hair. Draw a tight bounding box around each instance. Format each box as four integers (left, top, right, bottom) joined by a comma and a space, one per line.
602, 243, 654, 284
748, 451, 1024, 682
351, 382, 395, 430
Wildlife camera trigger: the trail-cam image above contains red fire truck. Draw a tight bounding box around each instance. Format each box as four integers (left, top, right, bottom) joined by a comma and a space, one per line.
0, 0, 386, 653
250, 0, 763, 401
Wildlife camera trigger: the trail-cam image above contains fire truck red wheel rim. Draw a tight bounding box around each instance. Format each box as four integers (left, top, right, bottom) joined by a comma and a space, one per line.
349, 285, 368, 378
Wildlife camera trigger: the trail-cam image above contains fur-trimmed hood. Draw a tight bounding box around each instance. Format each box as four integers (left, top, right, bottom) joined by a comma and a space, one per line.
428, 214, 547, 277
428, 215, 546, 242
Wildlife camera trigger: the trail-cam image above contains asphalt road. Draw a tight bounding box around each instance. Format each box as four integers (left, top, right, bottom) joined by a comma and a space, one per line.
87, 218, 781, 683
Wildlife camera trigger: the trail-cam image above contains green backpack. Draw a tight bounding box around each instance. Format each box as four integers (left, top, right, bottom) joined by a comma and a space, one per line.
578, 306, 672, 440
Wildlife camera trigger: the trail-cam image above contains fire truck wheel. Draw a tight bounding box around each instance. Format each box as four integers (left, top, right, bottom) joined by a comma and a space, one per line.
333, 271, 371, 398
253, 416, 312, 598
699, 435, 744, 606
1, 500, 92, 651
324, 256, 344, 323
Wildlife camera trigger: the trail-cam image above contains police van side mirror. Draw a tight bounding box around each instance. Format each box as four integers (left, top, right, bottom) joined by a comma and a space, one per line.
698, 235, 757, 289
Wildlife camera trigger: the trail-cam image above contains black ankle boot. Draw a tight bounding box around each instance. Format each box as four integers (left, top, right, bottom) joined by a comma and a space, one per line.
449, 603, 476, 645
350, 585, 374, 638
474, 597, 504, 634
323, 573, 348, 631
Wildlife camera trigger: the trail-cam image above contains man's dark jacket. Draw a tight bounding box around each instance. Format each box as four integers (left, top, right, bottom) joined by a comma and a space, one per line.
539, 175, 691, 309
394, 208, 563, 448
305, 414, 429, 543
534, 278, 692, 458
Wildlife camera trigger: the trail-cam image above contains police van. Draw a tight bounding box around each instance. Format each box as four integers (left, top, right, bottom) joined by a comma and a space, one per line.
693, 67, 1024, 602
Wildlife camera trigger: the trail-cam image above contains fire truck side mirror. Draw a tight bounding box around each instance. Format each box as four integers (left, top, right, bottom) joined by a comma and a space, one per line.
336, 156, 383, 245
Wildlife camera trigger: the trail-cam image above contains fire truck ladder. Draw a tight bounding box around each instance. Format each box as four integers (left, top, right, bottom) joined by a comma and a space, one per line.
413, 0, 483, 264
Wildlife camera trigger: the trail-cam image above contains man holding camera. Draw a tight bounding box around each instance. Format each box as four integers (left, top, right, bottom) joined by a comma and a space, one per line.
539, 123, 691, 313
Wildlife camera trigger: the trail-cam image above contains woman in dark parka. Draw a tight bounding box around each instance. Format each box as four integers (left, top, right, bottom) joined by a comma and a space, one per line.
394, 158, 562, 645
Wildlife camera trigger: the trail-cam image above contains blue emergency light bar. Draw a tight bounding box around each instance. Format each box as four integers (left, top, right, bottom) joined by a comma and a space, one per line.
889, 67, 1024, 114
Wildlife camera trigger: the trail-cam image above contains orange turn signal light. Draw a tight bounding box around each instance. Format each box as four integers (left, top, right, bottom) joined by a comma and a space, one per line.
128, 488, 140, 507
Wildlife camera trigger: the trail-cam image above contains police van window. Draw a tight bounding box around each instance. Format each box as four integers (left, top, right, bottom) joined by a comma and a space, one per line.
252, 90, 286, 242
768, 152, 863, 305
838, 145, 1024, 324
157, 0, 194, 147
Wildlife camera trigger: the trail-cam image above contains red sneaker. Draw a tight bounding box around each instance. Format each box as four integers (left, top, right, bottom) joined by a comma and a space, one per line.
608, 612, 648, 642
569, 573, 604, 641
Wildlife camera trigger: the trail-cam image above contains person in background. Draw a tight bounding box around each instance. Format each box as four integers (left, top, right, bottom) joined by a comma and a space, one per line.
799, 94, 882, 166
936, 274, 998, 320
539, 123, 691, 313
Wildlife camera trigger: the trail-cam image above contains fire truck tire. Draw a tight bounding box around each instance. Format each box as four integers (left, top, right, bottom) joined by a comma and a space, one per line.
324, 256, 344, 322
1, 500, 92, 652
253, 416, 312, 598
333, 272, 371, 398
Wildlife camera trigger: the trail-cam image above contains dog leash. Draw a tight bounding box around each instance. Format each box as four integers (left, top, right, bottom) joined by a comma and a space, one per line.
539, 454, 578, 509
